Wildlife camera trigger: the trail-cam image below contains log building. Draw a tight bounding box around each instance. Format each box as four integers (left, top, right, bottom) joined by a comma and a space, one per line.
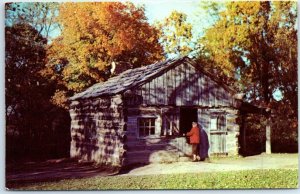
68, 57, 267, 167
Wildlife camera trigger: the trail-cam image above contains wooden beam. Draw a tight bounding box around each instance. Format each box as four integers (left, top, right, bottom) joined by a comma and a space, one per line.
266, 117, 271, 154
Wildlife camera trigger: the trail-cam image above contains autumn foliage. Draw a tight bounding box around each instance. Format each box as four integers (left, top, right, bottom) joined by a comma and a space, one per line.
5, 1, 298, 161
156, 11, 193, 57
199, 1, 297, 108
197, 1, 297, 154
45, 2, 164, 99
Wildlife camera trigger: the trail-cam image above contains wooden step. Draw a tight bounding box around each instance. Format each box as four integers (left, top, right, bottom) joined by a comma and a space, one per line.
124, 135, 178, 144
126, 149, 178, 156
124, 149, 181, 165
126, 143, 176, 152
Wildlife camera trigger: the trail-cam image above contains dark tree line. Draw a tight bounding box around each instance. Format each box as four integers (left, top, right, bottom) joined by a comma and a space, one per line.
5, 3, 70, 161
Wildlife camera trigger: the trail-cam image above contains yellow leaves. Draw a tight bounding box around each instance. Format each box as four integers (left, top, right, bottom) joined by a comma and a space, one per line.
51, 90, 68, 109
47, 2, 163, 93
200, 0, 297, 105
157, 11, 193, 56
94, 61, 106, 70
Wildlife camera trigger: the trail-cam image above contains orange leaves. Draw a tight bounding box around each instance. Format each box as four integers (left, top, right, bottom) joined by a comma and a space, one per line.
46, 2, 163, 93
51, 90, 68, 109
58, 2, 158, 58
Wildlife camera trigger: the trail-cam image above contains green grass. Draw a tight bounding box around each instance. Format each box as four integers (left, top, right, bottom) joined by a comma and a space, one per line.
11, 169, 298, 190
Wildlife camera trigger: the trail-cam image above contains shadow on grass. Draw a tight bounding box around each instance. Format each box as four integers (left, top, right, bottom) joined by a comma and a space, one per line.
6, 158, 120, 190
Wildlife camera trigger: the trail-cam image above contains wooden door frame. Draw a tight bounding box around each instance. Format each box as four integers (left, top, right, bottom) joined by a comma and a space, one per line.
209, 112, 228, 155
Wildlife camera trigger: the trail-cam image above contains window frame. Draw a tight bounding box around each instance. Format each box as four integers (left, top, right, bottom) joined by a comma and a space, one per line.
210, 117, 218, 131
210, 114, 227, 132
217, 115, 226, 131
137, 117, 157, 138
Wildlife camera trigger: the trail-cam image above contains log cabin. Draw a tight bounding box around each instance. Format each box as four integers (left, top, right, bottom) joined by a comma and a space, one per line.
68, 56, 268, 167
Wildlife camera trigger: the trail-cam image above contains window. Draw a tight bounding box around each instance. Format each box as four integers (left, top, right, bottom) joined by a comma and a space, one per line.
210, 115, 226, 131
138, 118, 156, 137
210, 118, 218, 130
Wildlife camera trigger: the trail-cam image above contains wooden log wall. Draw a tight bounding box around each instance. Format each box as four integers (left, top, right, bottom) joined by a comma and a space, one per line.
132, 62, 235, 108
69, 95, 126, 166
126, 107, 162, 138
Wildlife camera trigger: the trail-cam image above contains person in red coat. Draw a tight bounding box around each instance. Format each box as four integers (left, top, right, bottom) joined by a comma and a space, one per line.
185, 122, 201, 161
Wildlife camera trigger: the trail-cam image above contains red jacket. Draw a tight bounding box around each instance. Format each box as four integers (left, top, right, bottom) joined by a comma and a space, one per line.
187, 127, 200, 144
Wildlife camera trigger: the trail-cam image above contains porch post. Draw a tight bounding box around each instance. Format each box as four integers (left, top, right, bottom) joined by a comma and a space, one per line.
266, 117, 271, 154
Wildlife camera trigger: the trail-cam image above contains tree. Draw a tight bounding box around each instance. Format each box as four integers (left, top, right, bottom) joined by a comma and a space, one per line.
156, 11, 193, 57
5, 2, 60, 40
198, 1, 297, 108
269, 2, 297, 114
5, 23, 52, 153
197, 1, 297, 153
44, 2, 164, 105
5, 23, 48, 128
5, 4, 72, 160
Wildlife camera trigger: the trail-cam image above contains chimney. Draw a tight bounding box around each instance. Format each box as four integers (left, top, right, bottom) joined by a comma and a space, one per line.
110, 61, 116, 75
110, 61, 133, 75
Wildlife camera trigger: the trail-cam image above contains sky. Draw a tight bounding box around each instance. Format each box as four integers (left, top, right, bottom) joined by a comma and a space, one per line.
137, 0, 200, 23
135, 0, 215, 39
46, 0, 213, 40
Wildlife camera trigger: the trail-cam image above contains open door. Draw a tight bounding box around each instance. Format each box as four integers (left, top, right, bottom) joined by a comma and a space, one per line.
180, 108, 198, 135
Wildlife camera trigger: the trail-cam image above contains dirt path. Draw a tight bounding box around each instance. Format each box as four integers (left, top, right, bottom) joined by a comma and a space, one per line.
119, 153, 298, 176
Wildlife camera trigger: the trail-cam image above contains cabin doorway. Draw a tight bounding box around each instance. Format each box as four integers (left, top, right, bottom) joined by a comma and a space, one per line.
180, 108, 198, 135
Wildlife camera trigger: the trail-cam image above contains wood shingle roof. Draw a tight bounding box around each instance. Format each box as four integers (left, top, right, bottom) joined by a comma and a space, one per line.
69, 56, 237, 101
70, 57, 189, 100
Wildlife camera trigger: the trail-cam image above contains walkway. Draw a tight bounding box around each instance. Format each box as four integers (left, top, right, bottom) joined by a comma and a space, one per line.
119, 153, 298, 176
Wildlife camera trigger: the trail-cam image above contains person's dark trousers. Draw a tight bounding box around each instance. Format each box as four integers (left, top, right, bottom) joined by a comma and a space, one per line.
192, 143, 199, 155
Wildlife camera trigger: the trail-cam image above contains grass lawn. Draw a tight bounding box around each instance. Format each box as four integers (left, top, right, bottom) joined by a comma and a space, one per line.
10, 169, 298, 190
